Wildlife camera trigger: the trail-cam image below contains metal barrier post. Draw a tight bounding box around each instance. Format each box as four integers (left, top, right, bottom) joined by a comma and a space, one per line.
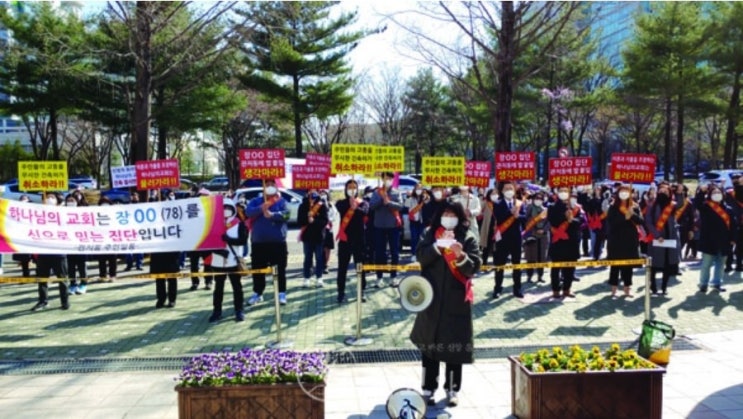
268, 266, 293, 349
344, 263, 373, 346
644, 256, 652, 321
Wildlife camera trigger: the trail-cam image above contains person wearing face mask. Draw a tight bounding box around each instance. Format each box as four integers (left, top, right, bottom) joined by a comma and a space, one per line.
674, 185, 694, 263
724, 175, 743, 272
576, 186, 591, 257
334, 180, 369, 303
405, 183, 426, 262
491, 181, 526, 299
694, 184, 737, 293
644, 182, 683, 296
298, 188, 329, 288
584, 186, 607, 261
207, 199, 248, 322
410, 201, 481, 407
639, 189, 656, 256
422, 186, 447, 228
65, 195, 89, 295
547, 186, 585, 299
370, 172, 404, 288
245, 179, 290, 306
522, 191, 549, 283
96, 197, 118, 282
606, 184, 644, 299
451, 185, 481, 238
362, 186, 376, 266
31, 192, 70, 311
478, 188, 499, 266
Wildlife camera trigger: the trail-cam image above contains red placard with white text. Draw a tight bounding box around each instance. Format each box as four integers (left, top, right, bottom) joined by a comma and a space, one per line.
239, 149, 285, 180
610, 153, 655, 183
135, 159, 180, 191
292, 165, 330, 190
465, 161, 491, 188
495, 152, 535, 181
548, 157, 592, 187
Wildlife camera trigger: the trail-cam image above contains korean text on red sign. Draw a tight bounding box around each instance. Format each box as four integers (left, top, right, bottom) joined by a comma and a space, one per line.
609, 153, 656, 184
495, 152, 535, 181
292, 165, 330, 190
135, 159, 180, 191
548, 157, 593, 188
464, 161, 491, 188
239, 148, 286, 180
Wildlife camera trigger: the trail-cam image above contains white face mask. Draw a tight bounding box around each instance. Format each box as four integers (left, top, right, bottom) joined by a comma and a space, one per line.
433, 191, 443, 200
460, 188, 469, 195
364, 193, 372, 199
415, 189, 422, 196
490, 194, 498, 202
224, 209, 234, 218
711, 193, 723, 203
168, 195, 175, 201
265, 186, 277, 196
383, 180, 392, 188
503, 190, 515, 199
441, 216, 458, 230
558, 192, 570, 201
534, 200, 543, 207
619, 191, 630, 200
46, 198, 57, 205
66, 202, 77, 207
570, 198, 578, 206
346, 189, 357, 197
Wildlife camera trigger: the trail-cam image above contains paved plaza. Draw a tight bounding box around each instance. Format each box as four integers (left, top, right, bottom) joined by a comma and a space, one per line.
0, 227, 742, 417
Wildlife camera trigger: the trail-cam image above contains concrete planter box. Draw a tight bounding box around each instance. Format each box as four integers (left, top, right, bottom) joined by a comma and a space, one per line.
509, 356, 664, 419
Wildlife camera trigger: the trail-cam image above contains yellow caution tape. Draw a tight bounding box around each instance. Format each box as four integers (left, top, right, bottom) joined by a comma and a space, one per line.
0, 268, 274, 284
360, 259, 647, 273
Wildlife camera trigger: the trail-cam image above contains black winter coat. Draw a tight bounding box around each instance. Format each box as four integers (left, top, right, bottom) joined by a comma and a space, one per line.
150, 251, 180, 274
410, 226, 482, 364
606, 202, 644, 260
298, 197, 329, 244
694, 191, 737, 256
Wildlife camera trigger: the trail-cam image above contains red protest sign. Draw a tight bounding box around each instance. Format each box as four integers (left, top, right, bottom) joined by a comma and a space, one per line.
464, 161, 491, 188
239, 149, 285, 180
305, 152, 331, 168
495, 152, 535, 181
610, 153, 656, 184
135, 159, 180, 191
548, 157, 592, 188
292, 165, 330, 190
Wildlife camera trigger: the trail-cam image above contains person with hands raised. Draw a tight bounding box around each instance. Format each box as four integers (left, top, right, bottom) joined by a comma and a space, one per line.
606, 184, 644, 299
298, 188, 329, 288
370, 172, 404, 288
547, 186, 585, 299
335, 179, 369, 303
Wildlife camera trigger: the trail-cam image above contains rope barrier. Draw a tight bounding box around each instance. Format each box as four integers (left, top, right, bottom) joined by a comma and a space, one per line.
360, 258, 646, 272
0, 267, 274, 284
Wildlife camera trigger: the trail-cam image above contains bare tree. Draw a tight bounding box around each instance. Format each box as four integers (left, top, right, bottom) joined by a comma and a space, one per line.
302, 115, 349, 155
358, 66, 410, 145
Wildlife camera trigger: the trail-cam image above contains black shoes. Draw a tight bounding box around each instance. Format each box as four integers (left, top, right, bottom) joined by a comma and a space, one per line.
513, 292, 524, 299
189, 285, 198, 291
31, 302, 48, 311
713, 285, 727, 292
235, 311, 244, 322
166, 301, 176, 308
61, 303, 70, 310
208, 312, 222, 323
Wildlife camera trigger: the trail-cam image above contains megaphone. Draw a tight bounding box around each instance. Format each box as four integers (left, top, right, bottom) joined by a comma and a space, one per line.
398, 275, 433, 313
386, 388, 427, 419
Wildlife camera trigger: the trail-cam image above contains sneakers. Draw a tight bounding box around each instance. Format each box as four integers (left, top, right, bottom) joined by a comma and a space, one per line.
77, 285, 87, 295
61, 302, 70, 310
235, 311, 244, 322
375, 278, 386, 288
247, 293, 263, 306
69, 285, 79, 295
31, 302, 48, 311
303, 279, 312, 288
391, 278, 400, 288
713, 285, 727, 292
316, 278, 325, 288
208, 312, 222, 323
422, 390, 436, 406
410, 255, 417, 263
446, 390, 459, 407
278, 292, 287, 305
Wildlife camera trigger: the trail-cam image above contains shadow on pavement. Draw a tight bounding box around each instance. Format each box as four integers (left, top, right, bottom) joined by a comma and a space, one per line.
688, 382, 743, 416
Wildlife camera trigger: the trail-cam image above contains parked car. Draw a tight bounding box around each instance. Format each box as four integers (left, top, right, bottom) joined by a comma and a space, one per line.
205, 176, 229, 191
698, 170, 743, 190
69, 175, 97, 189
397, 175, 420, 193
1, 181, 81, 203
232, 187, 303, 225
100, 188, 132, 204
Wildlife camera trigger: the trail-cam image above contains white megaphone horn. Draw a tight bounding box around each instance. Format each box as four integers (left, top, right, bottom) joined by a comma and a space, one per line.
386, 387, 427, 419
398, 275, 433, 313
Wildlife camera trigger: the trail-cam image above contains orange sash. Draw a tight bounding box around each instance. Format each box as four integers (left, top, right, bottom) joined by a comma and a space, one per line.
522, 209, 547, 237
298, 201, 323, 241
644, 202, 675, 243
435, 227, 473, 303
497, 202, 521, 235
707, 201, 731, 229
620, 203, 646, 240
587, 212, 607, 230
674, 199, 689, 220
379, 187, 402, 227
247, 194, 280, 231
551, 206, 580, 243
225, 217, 240, 231
336, 199, 361, 242
408, 201, 424, 222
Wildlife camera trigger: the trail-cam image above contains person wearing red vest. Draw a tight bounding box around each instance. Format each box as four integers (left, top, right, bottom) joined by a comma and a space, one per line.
547, 186, 585, 299
695, 184, 737, 293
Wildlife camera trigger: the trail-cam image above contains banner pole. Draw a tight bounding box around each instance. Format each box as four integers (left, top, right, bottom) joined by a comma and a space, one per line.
344, 263, 373, 346
644, 256, 652, 321
268, 265, 293, 349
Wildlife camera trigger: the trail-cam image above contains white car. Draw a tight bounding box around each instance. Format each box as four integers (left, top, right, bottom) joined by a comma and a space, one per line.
1, 181, 82, 203
233, 187, 303, 225
698, 170, 743, 190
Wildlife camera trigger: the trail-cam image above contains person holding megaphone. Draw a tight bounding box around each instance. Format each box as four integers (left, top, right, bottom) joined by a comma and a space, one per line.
409, 201, 482, 408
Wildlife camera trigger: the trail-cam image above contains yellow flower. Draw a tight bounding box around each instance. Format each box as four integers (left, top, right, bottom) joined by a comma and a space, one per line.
549, 358, 560, 369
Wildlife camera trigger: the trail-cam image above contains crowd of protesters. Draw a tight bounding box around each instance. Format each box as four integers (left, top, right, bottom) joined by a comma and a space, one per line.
7, 171, 742, 319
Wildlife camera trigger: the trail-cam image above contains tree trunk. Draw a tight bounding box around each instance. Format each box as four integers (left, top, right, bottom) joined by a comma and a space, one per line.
132, 1, 152, 166
293, 74, 303, 157
542, 101, 552, 181
494, 1, 515, 153
723, 71, 741, 168
663, 97, 672, 180
49, 108, 59, 160
675, 94, 684, 182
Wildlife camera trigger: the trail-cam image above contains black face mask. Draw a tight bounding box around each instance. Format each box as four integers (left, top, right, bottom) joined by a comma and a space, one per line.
656, 193, 670, 206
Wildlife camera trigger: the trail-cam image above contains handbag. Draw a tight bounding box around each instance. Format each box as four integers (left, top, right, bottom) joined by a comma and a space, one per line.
227, 244, 247, 272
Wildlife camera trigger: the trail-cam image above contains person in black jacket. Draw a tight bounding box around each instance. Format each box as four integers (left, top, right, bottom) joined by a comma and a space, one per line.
606, 184, 644, 298
209, 198, 248, 322
298, 189, 329, 288
334, 180, 368, 303
695, 184, 737, 293
547, 186, 585, 299
491, 181, 526, 299
151, 251, 180, 308
31, 192, 69, 311
724, 175, 743, 272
